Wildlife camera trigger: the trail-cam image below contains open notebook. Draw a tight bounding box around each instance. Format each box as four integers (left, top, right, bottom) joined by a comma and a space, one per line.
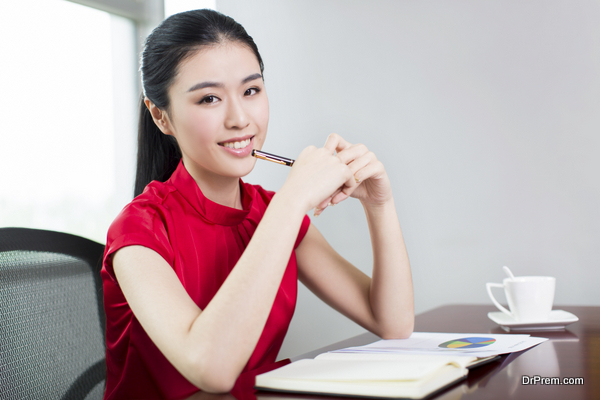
255, 332, 547, 399
255, 352, 491, 399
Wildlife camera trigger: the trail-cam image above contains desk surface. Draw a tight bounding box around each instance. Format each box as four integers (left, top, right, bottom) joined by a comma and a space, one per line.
190, 304, 600, 400
285, 304, 600, 400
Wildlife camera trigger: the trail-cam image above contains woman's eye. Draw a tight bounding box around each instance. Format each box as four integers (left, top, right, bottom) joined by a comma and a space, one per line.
245, 87, 260, 96
200, 95, 219, 104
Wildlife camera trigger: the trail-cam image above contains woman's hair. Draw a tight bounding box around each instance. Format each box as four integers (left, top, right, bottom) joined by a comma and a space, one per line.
134, 9, 264, 197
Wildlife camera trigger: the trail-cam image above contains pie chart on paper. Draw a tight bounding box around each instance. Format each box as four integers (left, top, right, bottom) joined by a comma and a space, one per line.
438, 337, 496, 349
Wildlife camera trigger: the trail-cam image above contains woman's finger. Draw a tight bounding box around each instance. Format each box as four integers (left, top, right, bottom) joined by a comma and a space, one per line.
336, 143, 369, 166
345, 149, 375, 179
323, 133, 352, 155
353, 159, 385, 185
313, 187, 341, 216
329, 170, 359, 204
334, 152, 383, 203
331, 191, 350, 205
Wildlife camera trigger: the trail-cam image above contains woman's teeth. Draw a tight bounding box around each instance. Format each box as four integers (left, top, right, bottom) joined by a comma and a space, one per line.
222, 138, 251, 149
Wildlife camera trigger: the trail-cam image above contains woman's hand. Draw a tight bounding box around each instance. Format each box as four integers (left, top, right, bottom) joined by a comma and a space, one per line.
279, 144, 355, 214
315, 133, 393, 215
279, 133, 392, 216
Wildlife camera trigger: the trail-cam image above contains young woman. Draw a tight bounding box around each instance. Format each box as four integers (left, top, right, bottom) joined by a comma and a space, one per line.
101, 9, 414, 400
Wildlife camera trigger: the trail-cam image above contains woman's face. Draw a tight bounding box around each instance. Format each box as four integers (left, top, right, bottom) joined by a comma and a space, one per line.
162, 42, 268, 181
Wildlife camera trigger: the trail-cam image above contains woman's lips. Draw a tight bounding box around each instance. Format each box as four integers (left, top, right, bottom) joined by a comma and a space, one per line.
218, 136, 255, 157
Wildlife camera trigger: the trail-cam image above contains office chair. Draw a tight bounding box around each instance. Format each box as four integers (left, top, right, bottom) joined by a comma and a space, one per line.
0, 227, 106, 400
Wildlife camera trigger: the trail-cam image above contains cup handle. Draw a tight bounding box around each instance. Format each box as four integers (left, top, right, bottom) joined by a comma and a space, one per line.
486, 282, 513, 318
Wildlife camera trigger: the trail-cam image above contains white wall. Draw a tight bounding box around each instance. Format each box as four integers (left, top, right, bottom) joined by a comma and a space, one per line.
217, 0, 600, 359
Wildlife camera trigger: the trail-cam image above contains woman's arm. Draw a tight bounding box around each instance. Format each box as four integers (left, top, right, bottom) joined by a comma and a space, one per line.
363, 197, 414, 338
296, 133, 414, 339
112, 145, 355, 393
113, 195, 304, 393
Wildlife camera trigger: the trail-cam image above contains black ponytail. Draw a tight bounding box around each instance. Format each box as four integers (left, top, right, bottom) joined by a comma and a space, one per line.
134, 9, 264, 197
134, 96, 181, 197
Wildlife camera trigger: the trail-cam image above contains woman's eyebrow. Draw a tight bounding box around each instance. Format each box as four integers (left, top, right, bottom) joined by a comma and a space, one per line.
187, 81, 223, 92
242, 73, 263, 84
187, 73, 263, 92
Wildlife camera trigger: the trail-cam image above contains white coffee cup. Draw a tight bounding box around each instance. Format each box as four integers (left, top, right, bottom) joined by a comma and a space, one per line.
486, 276, 556, 322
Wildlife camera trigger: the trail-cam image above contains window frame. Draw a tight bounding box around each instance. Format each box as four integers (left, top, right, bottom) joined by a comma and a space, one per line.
66, 0, 164, 25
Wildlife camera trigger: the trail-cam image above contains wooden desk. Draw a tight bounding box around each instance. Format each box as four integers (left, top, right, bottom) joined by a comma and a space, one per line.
188, 304, 599, 400
289, 304, 600, 400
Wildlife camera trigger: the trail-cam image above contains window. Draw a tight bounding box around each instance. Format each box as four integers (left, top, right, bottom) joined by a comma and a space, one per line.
1, 0, 137, 243
165, 0, 216, 17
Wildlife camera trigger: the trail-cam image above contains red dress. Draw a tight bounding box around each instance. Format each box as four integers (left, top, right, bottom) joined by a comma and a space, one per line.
101, 160, 310, 399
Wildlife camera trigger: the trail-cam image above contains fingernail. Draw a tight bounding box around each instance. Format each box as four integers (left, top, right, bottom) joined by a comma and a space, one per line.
328, 202, 335, 207
355, 177, 360, 183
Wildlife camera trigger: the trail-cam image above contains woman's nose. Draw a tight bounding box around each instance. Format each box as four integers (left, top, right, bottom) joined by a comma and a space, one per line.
224, 97, 250, 130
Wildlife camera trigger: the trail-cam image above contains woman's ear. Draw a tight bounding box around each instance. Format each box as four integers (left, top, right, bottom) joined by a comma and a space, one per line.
144, 98, 173, 135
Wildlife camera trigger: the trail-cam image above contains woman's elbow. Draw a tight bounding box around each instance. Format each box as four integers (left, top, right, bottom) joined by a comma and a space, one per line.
378, 316, 414, 340
188, 357, 239, 393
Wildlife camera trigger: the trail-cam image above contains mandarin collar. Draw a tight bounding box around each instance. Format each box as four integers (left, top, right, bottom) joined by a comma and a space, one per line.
169, 160, 253, 226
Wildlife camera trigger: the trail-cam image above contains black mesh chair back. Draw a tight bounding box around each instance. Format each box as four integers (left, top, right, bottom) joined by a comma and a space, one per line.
0, 228, 106, 400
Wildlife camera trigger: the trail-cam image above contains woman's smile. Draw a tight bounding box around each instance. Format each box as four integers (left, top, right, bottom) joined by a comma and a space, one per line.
218, 134, 255, 157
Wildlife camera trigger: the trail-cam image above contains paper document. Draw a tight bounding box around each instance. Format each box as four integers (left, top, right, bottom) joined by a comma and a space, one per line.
329, 332, 547, 358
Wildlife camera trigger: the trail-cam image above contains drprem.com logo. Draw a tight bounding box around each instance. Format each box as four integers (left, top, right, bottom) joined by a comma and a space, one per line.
522, 376, 584, 385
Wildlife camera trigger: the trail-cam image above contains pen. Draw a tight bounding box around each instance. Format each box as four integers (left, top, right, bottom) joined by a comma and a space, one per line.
251, 149, 295, 167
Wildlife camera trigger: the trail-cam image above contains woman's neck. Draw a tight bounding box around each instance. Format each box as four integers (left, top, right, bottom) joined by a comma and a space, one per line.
184, 162, 243, 210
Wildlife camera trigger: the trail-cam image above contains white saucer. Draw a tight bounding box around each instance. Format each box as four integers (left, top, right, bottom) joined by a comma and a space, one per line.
488, 310, 579, 332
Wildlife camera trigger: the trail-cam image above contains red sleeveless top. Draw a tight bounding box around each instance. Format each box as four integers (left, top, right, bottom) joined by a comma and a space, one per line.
101, 161, 310, 399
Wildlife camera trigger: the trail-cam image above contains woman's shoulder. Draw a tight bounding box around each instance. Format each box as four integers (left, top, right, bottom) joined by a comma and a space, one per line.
103, 180, 177, 283
134, 179, 178, 206
109, 180, 177, 235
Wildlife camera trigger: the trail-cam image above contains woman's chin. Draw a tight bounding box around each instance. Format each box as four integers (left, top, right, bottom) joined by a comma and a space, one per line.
224, 159, 257, 179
